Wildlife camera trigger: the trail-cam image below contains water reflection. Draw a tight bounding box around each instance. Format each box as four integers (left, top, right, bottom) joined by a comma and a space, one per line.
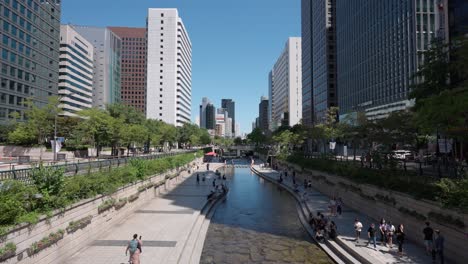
200, 164, 332, 264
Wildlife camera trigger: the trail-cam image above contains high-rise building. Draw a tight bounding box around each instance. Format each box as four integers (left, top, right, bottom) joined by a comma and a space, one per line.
301, 0, 313, 127
335, 0, 448, 120
205, 103, 216, 130
199, 97, 210, 128
221, 99, 235, 134
109, 27, 146, 114
73, 26, 122, 109
146, 8, 192, 126
269, 37, 302, 129
268, 70, 274, 130
215, 108, 227, 137
313, 0, 337, 123
259, 96, 269, 133
1, 0, 61, 122
58, 25, 93, 117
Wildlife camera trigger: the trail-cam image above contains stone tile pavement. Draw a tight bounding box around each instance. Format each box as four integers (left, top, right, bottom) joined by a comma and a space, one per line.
255, 166, 433, 264
66, 163, 223, 264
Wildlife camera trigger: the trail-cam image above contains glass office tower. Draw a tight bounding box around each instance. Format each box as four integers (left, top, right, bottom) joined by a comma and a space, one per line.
1, 0, 61, 122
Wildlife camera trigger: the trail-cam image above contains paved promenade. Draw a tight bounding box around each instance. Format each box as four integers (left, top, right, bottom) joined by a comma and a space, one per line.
67, 163, 222, 264
254, 166, 431, 264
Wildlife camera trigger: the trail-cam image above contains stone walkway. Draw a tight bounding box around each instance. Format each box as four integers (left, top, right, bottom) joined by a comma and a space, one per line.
67, 163, 222, 264
254, 166, 431, 264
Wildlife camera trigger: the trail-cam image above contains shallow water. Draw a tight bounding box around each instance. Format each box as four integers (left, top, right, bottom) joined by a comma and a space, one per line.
199, 164, 332, 264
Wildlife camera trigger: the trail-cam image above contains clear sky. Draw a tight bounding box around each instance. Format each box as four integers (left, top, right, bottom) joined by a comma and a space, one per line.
61, 0, 300, 134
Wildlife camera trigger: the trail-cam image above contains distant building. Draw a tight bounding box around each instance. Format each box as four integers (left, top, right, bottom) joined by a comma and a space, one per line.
221, 99, 235, 134
1, 0, 61, 122
205, 103, 216, 130
199, 97, 210, 128
269, 37, 302, 129
259, 96, 269, 132
73, 26, 122, 109
58, 25, 94, 117
146, 8, 192, 126
109, 27, 147, 114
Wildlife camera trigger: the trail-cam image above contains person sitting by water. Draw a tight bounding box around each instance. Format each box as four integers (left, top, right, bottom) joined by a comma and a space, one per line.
308, 180, 312, 188
207, 190, 215, 200
293, 183, 300, 193
329, 221, 338, 239
222, 174, 226, 180
202, 174, 206, 182
316, 228, 325, 242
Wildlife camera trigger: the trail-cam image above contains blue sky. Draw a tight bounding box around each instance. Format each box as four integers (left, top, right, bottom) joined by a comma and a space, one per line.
61, 0, 300, 134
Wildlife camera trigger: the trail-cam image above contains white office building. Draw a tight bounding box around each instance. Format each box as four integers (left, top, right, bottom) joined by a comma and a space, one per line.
269, 37, 302, 129
73, 26, 122, 109
58, 25, 94, 117
146, 8, 192, 126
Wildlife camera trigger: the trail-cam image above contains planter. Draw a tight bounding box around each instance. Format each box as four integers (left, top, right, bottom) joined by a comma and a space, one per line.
0, 243, 16, 262
128, 193, 139, 203
66, 216, 93, 234
28, 230, 64, 256
114, 199, 127, 210
428, 211, 465, 229
138, 182, 155, 192
98, 199, 115, 214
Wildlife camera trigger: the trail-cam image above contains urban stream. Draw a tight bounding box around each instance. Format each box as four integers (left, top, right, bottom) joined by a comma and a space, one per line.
199, 161, 333, 263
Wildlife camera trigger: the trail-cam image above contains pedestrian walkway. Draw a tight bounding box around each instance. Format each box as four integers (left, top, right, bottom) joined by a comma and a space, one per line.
67, 163, 224, 264
254, 166, 430, 264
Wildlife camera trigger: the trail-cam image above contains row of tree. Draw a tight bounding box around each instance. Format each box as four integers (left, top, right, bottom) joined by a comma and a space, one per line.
248, 37, 468, 162
1, 100, 212, 156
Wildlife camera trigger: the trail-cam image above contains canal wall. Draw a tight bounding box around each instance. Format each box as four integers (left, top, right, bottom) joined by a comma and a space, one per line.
0, 159, 203, 264
277, 160, 467, 264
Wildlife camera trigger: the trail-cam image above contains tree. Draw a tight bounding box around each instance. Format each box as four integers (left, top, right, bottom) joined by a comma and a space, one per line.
247, 128, 267, 146
77, 108, 118, 157
234, 137, 243, 145
120, 124, 149, 156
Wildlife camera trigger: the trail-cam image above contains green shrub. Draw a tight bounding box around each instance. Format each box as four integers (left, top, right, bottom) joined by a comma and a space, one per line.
398, 207, 427, 221
0, 242, 16, 261
428, 211, 465, 229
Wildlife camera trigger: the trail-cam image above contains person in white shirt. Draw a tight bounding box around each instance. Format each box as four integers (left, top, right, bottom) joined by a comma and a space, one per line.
386, 222, 395, 248
354, 218, 363, 242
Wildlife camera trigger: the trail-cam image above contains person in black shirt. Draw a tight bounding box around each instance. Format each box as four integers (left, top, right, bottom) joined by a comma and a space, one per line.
367, 223, 377, 249
395, 224, 405, 255
423, 222, 434, 254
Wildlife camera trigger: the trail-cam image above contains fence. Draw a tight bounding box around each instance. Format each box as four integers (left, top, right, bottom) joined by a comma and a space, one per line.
0, 150, 198, 184
302, 154, 467, 179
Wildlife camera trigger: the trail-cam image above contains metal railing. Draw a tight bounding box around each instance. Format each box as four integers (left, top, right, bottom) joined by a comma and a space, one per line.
302, 154, 467, 179
0, 150, 198, 184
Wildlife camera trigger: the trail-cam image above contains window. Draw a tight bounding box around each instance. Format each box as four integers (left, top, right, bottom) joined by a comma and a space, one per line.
161, 20, 164, 24
159, 107, 162, 110
161, 13, 164, 17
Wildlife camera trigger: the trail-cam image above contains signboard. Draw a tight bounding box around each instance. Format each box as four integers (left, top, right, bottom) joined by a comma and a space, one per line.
329, 142, 336, 150
343, 146, 348, 157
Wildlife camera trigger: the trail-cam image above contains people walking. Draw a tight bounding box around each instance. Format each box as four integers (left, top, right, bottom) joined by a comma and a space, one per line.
329, 221, 337, 239
423, 222, 434, 255
336, 197, 343, 216
329, 197, 337, 216
367, 223, 377, 249
125, 234, 142, 264
212, 179, 216, 187
395, 224, 405, 256
354, 218, 363, 243
196, 174, 200, 184
379, 219, 387, 245
435, 230, 444, 264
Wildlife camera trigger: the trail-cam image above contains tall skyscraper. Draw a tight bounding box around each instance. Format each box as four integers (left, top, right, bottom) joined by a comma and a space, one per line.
1, 0, 61, 122
221, 99, 235, 134
258, 96, 269, 133
301, 0, 313, 127
199, 97, 210, 128
58, 25, 93, 117
109, 27, 146, 114
205, 103, 216, 130
335, 0, 449, 120
269, 37, 302, 129
146, 8, 192, 126
313, 0, 337, 123
73, 26, 122, 109
268, 70, 274, 130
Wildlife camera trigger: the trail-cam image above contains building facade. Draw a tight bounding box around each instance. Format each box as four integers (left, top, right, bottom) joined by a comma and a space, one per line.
335, 0, 448, 120
109, 27, 146, 114
146, 8, 192, 126
221, 99, 235, 135
73, 26, 122, 109
258, 96, 269, 133
1, 0, 61, 122
269, 37, 302, 129
301, 0, 313, 127
205, 103, 216, 130
199, 97, 210, 128
58, 25, 93, 117
312, 0, 337, 123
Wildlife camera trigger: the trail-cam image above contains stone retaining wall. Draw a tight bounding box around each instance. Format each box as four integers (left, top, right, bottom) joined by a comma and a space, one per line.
277, 160, 466, 264
0, 158, 202, 264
